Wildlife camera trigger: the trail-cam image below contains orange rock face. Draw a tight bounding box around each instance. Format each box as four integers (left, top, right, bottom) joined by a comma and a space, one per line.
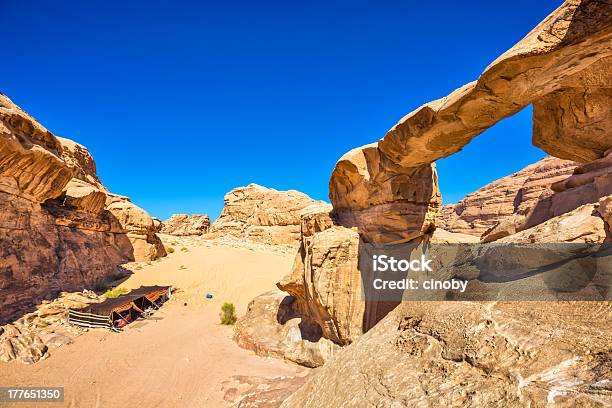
329, 144, 440, 244
0, 93, 164, 323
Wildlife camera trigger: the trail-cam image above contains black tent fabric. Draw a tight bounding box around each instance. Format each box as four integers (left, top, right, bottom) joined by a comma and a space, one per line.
68, 286, 171, 330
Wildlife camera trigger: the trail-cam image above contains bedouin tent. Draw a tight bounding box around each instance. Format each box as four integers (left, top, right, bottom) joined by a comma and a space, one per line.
68, 286, 171, 331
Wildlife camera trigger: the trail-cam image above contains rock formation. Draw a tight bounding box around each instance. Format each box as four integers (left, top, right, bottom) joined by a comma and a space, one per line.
274, 0, 612, 352
0, 93, 164, 323
208, 184, 326, 247
278, 211, 365, 345
329, 144, 441, 244
497, 200, 608, 244
439, 149, 612, 242
160, 214, 211, 236
105, 194, 166, 261
430, 228, 479, 243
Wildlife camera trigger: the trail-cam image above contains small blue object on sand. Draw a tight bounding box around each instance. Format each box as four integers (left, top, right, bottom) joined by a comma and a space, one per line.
206, 293, 213, 299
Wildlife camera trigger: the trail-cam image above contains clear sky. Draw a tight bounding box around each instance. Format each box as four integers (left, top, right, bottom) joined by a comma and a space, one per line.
1, 0, 562, 220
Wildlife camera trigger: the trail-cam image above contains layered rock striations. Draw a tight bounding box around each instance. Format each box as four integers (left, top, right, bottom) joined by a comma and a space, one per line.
208, 183, 326, 246
439, 149, 612, 242
438, 157, 578, 238
160, 214, 211, 236
0, 93, 164, 323
281, 301, 612, 407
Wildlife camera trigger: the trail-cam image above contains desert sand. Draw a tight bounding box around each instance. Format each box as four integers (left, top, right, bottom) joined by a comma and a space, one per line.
0, 237, 306, 408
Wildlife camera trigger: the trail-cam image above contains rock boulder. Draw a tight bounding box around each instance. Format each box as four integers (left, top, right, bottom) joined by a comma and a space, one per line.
234, 290, 339, 368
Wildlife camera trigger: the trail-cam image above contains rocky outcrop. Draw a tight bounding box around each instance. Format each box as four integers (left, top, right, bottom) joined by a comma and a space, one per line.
233, 290, 339, 368
56, 137, 106, 190
440, 149, 612, 242
497, 201, 608, 244
0, 95, 72, 202
209, 184, 325, 246
279, 224, 363, 345
438, 157, 578, 238
281, 301, 612, 407
0, 93, 164, 323
1, 290, 101, 364
329, 144, 441, 244
430, 228, 479, 243
105, 194, 166, 261
160, 214, 211, 236
598, 195, 612, 241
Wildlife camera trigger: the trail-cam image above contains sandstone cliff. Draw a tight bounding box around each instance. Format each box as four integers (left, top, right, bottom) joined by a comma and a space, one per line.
208, 184, 326, 246
439, 149, 612, 242
0, 93, 165, 323
161, 214, 211, 236
438, 157, 578, 238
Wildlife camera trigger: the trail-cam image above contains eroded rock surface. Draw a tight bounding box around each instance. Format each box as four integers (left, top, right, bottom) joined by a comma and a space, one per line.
0, 93, 164, 323
430, 228, 480, 243
106, 194, 166, 261
438, 157, 578, 238
161, 214, 211, 236
209, 184, 325, 246
440, 149, 612, 243
497, 201, 608, 244
273, 0, 612, 367
0, 290, 101, 364
234, 290, 339, 367
222, 371, 313, 408
330, 145, 441, 244
281, 301, 612, 408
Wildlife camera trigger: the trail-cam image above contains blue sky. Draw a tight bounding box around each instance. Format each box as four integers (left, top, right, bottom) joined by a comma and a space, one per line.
0, 1, 561, 220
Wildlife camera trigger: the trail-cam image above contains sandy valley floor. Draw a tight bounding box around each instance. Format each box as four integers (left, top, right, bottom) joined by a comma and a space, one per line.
0, 238, 306, 408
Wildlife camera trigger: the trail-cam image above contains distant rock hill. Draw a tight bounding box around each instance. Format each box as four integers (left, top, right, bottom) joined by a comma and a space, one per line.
161, 214, 211, 236
0, 93, 165, 323
208, 183, 327, 247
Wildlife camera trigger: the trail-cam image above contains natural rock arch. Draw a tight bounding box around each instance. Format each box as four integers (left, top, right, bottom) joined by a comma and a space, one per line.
329, 0, 611, 244
279, 0, 612, 346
